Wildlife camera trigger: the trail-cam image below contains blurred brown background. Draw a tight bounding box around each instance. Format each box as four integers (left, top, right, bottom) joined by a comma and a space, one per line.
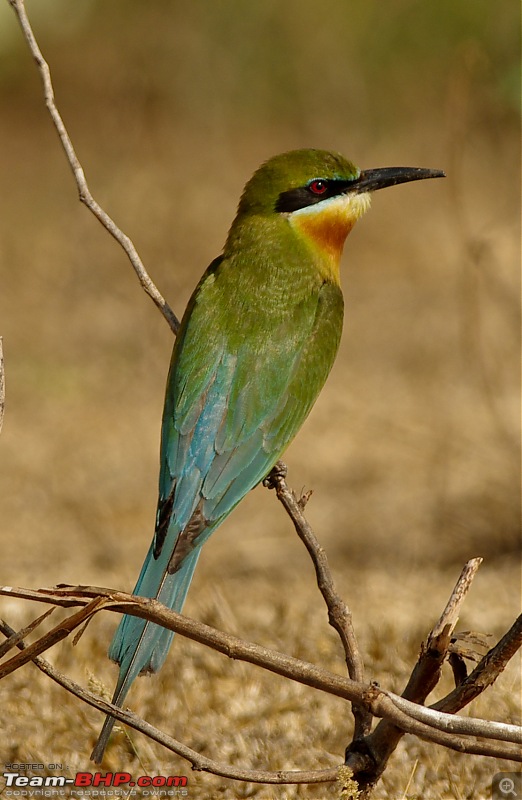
0, 1, 519, 796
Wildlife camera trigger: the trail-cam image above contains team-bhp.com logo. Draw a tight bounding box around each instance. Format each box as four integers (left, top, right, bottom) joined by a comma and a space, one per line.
3, 771, 189, 796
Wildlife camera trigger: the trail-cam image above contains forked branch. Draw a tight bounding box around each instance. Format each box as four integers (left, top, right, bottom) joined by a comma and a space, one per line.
0, 577, 520, 772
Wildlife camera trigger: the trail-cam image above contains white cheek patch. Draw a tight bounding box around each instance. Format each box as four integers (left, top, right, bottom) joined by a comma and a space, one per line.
290, 191, 372, 222
346, 191, 372, 219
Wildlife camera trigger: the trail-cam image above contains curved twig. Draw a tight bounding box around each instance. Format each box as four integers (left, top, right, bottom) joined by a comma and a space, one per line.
0, 620, 337, 785
361, 689, 520, 761
0, 584, 366, 704
7, 0, 180, 335
385, 691, 522, 745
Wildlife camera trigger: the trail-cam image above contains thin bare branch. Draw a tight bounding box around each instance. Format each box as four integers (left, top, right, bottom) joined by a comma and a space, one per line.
344, 558, 520, 790
361, 688, 520, 761
0, 607, 54, 659
7, 0, 180, 335
399, 557, 484, 708
0, 599, 103, 680
385, 690, 522, 744
1, 583, 520, 764
428, 557, 482, 642
0, 619, 337, 785
435, 614, 522, 714
0, 584, 366, 705
264, 462, 372, 738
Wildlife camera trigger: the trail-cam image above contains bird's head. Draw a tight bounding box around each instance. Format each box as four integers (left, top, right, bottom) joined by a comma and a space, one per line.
235, 148, 444, 271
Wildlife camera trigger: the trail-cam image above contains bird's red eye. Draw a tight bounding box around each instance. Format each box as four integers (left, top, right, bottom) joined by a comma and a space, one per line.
309, 179, 328, 195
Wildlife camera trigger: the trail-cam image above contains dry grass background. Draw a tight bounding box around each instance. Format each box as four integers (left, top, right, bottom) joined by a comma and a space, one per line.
0, 2, 520, 798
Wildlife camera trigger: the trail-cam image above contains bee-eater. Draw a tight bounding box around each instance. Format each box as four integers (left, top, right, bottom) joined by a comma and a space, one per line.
91, 148, 444, 762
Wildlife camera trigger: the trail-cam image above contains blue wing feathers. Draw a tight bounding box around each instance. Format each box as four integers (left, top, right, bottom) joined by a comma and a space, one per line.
189, 360, 235, 474
202, 428, 264, 502
205, 450, 274, 521
171, 468, 202, 530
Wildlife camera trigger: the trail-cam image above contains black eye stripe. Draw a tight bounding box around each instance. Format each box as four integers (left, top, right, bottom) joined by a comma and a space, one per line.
275, 178, 355, 213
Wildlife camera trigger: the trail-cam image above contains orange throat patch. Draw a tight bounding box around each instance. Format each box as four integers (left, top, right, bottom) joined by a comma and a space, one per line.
290, 193, 371, 283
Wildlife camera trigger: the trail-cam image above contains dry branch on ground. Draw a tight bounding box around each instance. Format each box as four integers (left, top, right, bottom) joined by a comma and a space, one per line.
1, 482, 520, 790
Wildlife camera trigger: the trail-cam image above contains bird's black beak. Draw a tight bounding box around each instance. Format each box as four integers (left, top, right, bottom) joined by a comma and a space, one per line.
351, 166, 445, 193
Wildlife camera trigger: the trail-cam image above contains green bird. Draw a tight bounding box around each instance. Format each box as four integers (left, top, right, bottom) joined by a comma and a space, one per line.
92, 148, 444, 762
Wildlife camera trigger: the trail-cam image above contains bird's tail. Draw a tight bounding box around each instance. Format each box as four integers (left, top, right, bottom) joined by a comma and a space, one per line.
90, 544, 201, 763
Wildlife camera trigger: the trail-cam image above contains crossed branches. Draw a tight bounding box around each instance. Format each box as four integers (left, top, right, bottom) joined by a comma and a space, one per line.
0, 530, 521, 789
2, 0, 521, 795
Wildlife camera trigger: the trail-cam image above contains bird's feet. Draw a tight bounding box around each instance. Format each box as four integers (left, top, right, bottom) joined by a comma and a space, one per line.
263, 460, 288, 490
